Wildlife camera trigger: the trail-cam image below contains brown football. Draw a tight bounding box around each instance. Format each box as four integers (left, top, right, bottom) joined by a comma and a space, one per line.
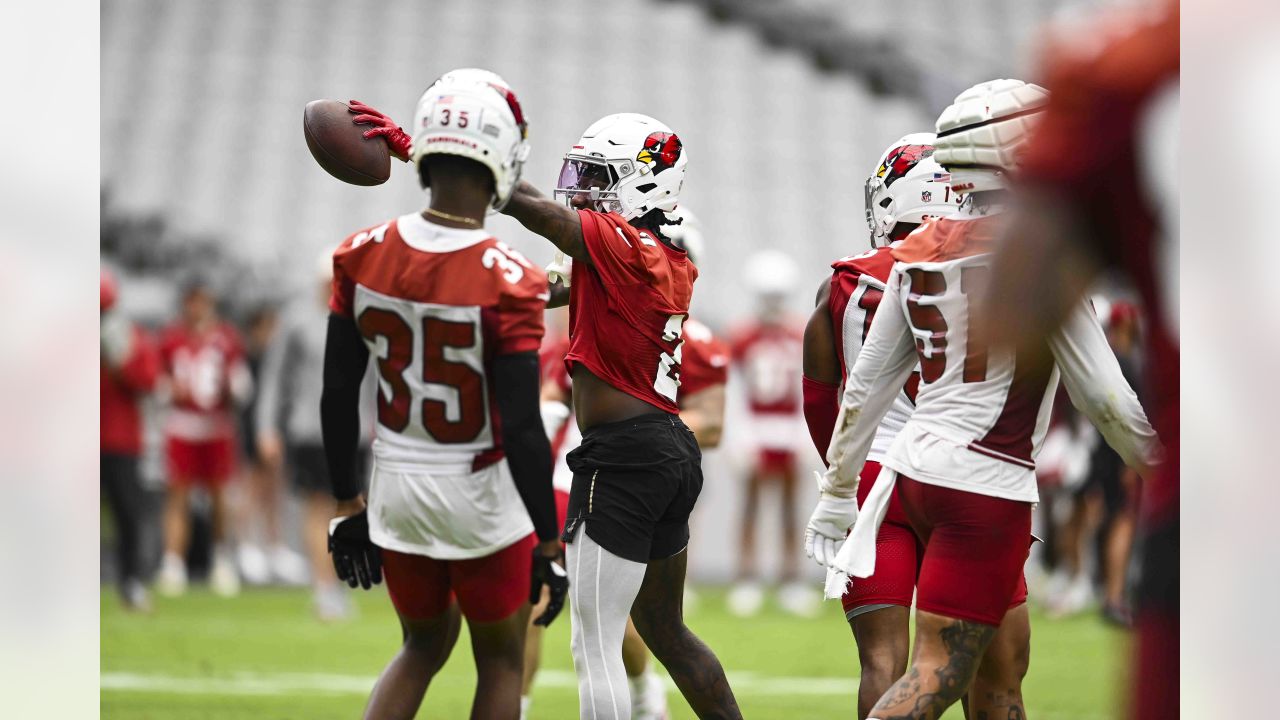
303, 99, 391, 186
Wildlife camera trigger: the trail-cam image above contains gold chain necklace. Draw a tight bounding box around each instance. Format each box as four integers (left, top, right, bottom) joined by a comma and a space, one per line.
424, 208, 481, 227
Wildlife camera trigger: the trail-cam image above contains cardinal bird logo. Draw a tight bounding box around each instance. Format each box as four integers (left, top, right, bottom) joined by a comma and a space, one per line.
876, 144, 935, 187
636, 132, 682, 174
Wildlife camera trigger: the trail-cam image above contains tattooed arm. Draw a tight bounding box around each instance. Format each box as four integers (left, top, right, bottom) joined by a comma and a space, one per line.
502, 181, 589, 262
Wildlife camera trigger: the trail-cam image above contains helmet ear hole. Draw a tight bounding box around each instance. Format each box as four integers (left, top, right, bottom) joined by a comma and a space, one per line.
635, 183, 657, 193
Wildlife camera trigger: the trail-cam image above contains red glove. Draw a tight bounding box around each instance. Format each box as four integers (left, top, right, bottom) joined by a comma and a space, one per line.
348, 100, 411, 162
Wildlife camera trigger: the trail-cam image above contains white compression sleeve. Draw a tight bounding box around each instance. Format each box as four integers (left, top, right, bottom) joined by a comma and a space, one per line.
568, 524, 648, 720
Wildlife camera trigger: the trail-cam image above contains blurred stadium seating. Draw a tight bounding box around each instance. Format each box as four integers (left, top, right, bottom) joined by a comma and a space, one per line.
102, 0, 1137, 585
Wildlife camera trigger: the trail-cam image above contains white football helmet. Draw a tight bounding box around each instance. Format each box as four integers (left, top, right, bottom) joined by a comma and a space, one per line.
865, 132, 960, 247
663, 205, 705, 264
554, 113, 687, 220
934, 79, 1049, 193
744, 249, 799, 297
410, 69, 530, 209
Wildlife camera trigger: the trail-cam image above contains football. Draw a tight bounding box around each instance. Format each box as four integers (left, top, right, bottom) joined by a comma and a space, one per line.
302, 99, 391, 186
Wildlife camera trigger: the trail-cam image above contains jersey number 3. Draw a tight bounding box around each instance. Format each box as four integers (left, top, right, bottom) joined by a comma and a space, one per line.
357, 308, 486, 443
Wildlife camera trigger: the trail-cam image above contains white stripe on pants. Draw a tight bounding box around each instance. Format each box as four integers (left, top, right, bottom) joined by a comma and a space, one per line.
568, 523, 648, 720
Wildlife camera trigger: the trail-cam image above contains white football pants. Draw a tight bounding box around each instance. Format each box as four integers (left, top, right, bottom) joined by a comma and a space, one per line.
567, 524, 648, 720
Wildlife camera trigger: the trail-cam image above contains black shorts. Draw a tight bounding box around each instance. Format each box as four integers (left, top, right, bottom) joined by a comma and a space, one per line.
562, 413, 703, 564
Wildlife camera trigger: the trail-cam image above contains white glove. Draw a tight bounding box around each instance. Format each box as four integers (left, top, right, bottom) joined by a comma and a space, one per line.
804, 471, 858, 568
547, 251, 572, 288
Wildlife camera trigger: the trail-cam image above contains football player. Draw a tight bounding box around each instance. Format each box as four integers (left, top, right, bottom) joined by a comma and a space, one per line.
726, 250, 813, 617
801, 133, 961, 718
502, 115, 742, 718
322, 72, 565, 719
101, 268, 161, 611
807, 80, 1162, 719
522, 206, 729, 720
156, 277, 253, 597
981, 5, 1178, 716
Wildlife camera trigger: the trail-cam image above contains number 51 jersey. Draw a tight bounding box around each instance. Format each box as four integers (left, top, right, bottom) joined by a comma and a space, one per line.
330, 212, 548, 474
863, 213, 1158, 502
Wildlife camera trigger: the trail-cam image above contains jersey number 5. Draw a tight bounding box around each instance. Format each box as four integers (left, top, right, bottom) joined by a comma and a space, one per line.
653, 314, 686, 403
904, 266, 990, 384
357, 309, 486, 443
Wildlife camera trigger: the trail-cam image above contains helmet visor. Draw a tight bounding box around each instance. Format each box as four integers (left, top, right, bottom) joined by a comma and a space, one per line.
554, 157, 621, 213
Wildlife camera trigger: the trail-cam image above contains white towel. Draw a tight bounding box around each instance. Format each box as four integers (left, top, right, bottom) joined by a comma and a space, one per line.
824, 465, 898, 599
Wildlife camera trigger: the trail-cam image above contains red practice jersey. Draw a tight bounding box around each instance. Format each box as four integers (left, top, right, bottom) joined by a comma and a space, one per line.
730, 319, 804, 415
828, 247, 918, 462
539, 333, 574, 462
566, 210, 695, 415
1021, 4, 1179, 521
101, 325, 160, 455
330, 213, 547, 471
159, 320, 247, 441
679, 317, 729, 398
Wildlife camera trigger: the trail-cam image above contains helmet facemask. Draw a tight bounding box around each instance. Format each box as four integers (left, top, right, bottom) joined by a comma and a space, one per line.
554, 156, 628, 214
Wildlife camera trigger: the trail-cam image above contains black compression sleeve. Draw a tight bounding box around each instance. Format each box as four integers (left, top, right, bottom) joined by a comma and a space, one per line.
493, 352, 557, 542
321, 313, 370, 501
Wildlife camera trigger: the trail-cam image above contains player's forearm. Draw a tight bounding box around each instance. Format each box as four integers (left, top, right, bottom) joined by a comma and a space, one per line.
502, 181, 588, 261
321, 314, 370, 501
802, 376, 839, 463
495, 352, 559, 542
1052, 304, 1162, 475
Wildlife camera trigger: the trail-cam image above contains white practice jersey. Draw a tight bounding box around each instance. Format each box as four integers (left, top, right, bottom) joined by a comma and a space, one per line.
826, 212, 1161, 504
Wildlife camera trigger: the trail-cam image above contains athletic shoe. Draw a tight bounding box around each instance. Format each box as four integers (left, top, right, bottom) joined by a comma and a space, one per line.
156, 553, 188, 597
210, 550, 241, 597
237, 543, 271, 585
121, 579, 153, 613
270, 544, 310, 586
313, 584, 353, 622
777, 581, 820, 618
1048, 573, 1092, 618
630, 669, 668, 720
726, 581, 765, 617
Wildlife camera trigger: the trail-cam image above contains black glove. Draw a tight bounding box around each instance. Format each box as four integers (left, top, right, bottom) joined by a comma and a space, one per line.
530, 548, 569, 627
328, 510, 383, 590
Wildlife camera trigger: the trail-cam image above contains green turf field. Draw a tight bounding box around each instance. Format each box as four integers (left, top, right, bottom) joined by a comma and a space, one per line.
102, 586, 1128, 719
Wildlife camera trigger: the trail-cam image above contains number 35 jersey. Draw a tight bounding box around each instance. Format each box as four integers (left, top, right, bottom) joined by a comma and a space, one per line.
329, 213, 548, 473
566, 209, 696, 414
830, 212, 1159, 504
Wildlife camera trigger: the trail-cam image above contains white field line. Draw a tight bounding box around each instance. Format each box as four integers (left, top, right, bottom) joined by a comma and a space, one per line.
101, 670, 858, 697
100, 671, 1111, 718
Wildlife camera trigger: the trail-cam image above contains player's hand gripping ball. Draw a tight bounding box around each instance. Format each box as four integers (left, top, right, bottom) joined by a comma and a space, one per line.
303, 99, 397, 186
328, 510, 383, 590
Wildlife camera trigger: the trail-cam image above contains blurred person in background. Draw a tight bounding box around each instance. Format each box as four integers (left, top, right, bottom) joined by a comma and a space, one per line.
101, 268, 161, 612
1046, 299, 1146, 623
256, 253, 369, 620
801, 134, 959, 718
156, 277, 253, 597
727, 250, 815, 618
327, 73, 566, 718
522, 206, 729, 720
982, 5, 1178, 717
811, 79, 1160, 719
236, 303, 309, 587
